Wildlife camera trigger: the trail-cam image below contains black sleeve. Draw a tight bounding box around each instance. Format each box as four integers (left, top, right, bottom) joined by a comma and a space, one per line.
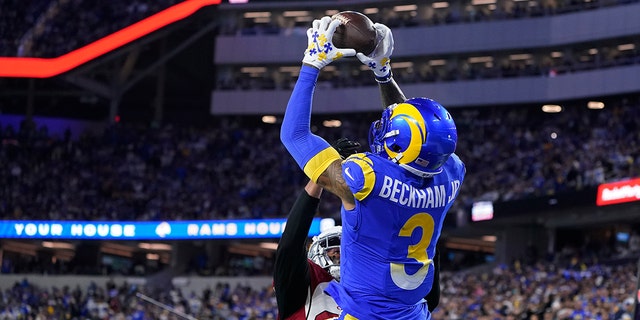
425, 248, 441, 312
274, 190, 320, 319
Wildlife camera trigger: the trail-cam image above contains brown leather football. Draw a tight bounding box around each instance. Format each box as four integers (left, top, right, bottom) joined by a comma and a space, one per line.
331, 11, 377, 56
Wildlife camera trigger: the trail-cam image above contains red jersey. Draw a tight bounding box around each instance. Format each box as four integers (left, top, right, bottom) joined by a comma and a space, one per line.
282, 260, 340, 320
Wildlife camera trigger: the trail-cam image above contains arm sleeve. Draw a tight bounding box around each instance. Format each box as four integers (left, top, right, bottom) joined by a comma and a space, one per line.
280, 65, 341, 182
426, 248, 441, 312
273, 190, 320, 319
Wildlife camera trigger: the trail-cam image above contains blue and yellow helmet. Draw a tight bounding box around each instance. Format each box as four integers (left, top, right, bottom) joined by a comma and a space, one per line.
368, 97, 457, 178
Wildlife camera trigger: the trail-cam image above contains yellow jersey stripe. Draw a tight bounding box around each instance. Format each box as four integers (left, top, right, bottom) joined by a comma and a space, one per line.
349, 156, 376, 201
303, 146, 341, 182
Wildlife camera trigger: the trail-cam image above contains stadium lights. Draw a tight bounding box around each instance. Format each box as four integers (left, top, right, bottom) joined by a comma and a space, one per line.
391, 61, 414, 69
262, 115, 277, 124
243, 12, 270, 18
542, 104, 562, 113
259, 242, 279, 250
240, 67, 266, 74
42, 241, 75, 250
429, 59, 447, 66
363, 8, 379, 14
481, 235, 497, 242
433, 2, 450, 8
618, 43, 635, 51
323, 120, 342, 128
253, 17, 271, 24
394, 5, 418, 11
282, 10, 310, 17
468, 56, 493, 64
551, 51, 563, 58
509, 53, 533, 60
138, 243, 172, 251
146, 253, 160, 260
472, 0, 496, 5
588, 101, 605, 109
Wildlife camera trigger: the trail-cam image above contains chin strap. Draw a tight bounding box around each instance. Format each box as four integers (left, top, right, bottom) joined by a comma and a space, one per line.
399, 163, 440, 178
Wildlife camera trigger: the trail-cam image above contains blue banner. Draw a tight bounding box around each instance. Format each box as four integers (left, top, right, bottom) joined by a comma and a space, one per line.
0, 218, 336, 240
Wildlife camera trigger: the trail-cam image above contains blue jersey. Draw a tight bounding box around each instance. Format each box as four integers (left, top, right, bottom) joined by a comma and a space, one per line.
326, 152, 465, 320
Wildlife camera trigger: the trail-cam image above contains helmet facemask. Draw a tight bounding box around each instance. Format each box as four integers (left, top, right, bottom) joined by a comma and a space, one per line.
308, 226, 342, 281
368, 104, 396, 156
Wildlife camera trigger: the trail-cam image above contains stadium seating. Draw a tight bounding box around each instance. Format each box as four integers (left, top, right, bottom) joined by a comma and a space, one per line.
1, 257, 636, 319
1, 97, 638, 221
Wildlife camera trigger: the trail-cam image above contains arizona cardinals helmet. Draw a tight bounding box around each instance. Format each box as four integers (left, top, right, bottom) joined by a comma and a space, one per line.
308, 226, 341, 280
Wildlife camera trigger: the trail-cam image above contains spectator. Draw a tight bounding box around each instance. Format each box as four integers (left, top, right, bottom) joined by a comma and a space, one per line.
1, 96, 639, 222
0, 256, 636, 320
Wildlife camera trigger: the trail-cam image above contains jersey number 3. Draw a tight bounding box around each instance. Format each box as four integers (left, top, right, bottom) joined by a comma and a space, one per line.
390, 213, 435, 290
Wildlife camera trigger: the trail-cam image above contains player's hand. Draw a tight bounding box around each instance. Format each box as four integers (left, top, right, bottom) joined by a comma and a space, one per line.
302, 16, 356, 70
332, 137, 361, 159
356, 23, 394, 79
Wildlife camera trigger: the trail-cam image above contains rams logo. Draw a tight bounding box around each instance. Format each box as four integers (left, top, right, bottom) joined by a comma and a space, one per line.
383, 103, 427, 164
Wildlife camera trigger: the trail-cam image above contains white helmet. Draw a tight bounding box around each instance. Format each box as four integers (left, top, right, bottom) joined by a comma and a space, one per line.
308, 226, 341, 281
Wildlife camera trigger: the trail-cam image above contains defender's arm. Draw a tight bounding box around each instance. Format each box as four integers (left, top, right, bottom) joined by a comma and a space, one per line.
274, 181, 323, 319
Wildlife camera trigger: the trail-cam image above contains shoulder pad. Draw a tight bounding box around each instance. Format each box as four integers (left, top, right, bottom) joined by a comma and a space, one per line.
342, 153, 376, 201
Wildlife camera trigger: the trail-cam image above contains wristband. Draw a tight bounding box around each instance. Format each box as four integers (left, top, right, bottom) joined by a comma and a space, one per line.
375, 71, 393, 84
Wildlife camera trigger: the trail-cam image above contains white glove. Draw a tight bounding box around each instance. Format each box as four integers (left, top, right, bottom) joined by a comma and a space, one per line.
302, 16, 356, 69
356, 23, 394, 79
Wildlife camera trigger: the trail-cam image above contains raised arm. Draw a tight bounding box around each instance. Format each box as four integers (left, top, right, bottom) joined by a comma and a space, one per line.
379, 78, 406, 108
315, 22, 409, 206
274, 181, 323, 319
280, 17, 357, 210
356, 23, 406, 107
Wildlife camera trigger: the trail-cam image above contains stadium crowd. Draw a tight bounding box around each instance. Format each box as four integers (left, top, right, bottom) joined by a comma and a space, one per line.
1, 254, 637, 319
217, 0, 640, 36
0, 0, 180, 57
1, 97, 638, 221
2, 0, 639, 58
214, 44, 640, 91
1, 1, 639, 320
3, 0, 640, 93
0, 117, 302, 222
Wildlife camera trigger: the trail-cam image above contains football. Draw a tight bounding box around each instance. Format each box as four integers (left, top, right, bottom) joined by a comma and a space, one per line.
331, 11, 377, 56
